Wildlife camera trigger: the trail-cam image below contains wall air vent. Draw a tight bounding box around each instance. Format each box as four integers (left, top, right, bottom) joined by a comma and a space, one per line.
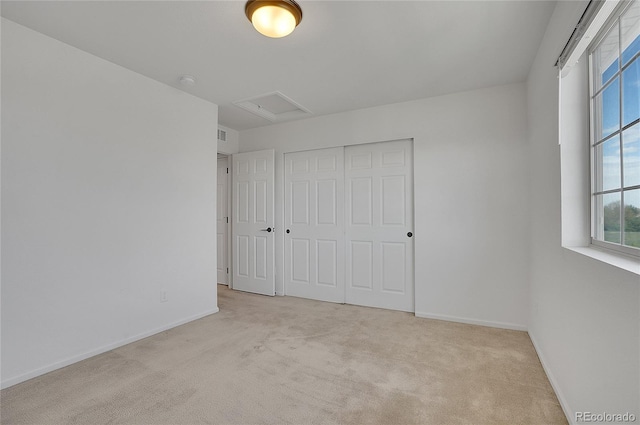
217, 129, 227, 142
233, 91, 311, 122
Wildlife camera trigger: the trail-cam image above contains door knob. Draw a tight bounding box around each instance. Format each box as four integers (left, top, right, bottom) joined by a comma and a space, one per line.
407, 232, 413, 237
286, 229, 290, 234
261, 227, 272, 233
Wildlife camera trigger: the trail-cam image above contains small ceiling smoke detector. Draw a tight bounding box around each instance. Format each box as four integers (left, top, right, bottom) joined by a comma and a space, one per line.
179, 75, 196, 86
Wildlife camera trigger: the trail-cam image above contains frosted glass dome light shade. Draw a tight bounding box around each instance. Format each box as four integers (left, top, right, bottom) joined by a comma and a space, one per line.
245, 0, 303, 38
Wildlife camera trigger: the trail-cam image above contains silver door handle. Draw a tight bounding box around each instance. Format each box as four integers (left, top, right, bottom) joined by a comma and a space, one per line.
260, 227, 273, 233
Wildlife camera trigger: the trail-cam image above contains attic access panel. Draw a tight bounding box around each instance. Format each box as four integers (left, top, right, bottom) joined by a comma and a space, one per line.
233, 91, 311, 122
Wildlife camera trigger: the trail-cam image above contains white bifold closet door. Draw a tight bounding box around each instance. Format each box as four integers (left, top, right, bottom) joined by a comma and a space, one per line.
345, 140, 414, 312
284, 140, 413, 312
232, 150, 275, 296
285, 147, 345, 303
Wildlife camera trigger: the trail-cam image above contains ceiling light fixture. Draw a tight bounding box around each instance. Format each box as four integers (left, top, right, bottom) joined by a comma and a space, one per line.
245, 0, 302, 38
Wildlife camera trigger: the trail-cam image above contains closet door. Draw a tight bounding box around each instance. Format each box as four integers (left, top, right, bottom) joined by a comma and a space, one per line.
345, 140, 414, 312
284, 147, 345, 303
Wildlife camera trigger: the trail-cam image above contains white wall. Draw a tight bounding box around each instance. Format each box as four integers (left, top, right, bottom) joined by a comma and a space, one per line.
0, 15, 4, 388
527, 2, 639, 422
217, 124, 239, 155
240, 83, 531, 330
1, 19, 219, 388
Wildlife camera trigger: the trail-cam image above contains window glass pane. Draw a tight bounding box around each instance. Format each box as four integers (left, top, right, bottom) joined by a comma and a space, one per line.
593, 22, 619, 93
623, 124, 640, 187
601, 192, 621, 244
622, 58, 640, 126
621, 0, 640, 66
595, 135, 621, 192
594, 78, 620, 140
624, 189, 640, 248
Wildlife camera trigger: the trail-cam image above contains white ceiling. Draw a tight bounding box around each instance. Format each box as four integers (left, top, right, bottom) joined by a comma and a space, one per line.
1, 0, 557, 131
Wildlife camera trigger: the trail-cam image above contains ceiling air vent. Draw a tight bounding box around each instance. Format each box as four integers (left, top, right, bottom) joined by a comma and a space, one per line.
233, 91, 311, 122
217, 129, 227, 142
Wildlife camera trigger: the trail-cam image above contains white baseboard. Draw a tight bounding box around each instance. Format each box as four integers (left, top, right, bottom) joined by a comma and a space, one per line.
529, 332, 574, 425
1, 307, 219, 390
414, 311, 527, 331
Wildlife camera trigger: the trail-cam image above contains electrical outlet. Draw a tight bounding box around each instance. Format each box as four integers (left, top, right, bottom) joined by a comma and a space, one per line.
160, 290, 168, 303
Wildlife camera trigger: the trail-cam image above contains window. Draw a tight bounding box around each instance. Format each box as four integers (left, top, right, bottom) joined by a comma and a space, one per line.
589, 0, 640, 256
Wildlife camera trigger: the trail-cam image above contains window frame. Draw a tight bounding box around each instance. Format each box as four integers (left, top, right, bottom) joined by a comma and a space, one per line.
587, 0, 640, 258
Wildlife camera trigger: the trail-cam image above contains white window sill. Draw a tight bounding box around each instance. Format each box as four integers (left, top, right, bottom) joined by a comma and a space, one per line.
564, 246, 640, 276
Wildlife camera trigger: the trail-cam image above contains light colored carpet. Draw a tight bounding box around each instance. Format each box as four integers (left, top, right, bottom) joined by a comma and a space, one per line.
1, 286, 567, 424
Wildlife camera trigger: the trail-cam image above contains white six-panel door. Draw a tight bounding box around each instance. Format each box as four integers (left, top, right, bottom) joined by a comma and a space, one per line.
232, 150, 275, 296
284, 148, 345, 303
344, 140, 414, 312
283, 140, 414, 312
217, 157, 229, 284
